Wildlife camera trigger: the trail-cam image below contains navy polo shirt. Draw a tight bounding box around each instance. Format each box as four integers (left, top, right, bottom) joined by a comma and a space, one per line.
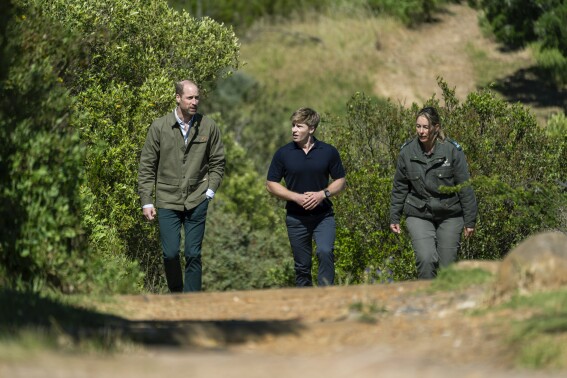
267, 137, 346, 216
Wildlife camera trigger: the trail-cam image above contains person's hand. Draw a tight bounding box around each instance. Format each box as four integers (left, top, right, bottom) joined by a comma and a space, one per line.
302, 190, 325, 210
390, 224, 401, 234
293, 193, 307, 207
464, 227, 475, 238
143, 206, 157, 221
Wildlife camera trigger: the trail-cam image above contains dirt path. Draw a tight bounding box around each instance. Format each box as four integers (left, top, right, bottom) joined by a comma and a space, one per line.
2, 269, 565, 377
372, 4, 533, 106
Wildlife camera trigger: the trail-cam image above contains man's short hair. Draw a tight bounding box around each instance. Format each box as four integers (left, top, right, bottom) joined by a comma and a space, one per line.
290, 107, 320, 129
175, 80, 198, 96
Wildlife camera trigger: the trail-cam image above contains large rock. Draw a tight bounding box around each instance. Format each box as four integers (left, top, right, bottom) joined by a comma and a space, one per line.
494, 231, 567, 299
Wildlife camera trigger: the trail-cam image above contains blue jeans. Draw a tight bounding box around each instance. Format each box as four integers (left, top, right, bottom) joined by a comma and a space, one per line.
406, 216, 464, 279
158, 199, 209, 292
285, 212, 336, 287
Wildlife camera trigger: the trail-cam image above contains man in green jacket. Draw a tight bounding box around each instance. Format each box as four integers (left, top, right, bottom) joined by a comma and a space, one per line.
138, 79, 225, 292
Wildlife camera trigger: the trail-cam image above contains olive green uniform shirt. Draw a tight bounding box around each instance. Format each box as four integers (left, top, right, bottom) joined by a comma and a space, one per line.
138, 111, 225, 211
390, 137, 477, 228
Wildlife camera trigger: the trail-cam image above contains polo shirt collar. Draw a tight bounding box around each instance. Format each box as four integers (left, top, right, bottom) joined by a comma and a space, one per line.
291, 136, 319, 149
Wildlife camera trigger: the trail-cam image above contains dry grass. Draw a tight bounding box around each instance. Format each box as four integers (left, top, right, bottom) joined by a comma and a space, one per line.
239, 10, 392, 113
238, 4, 562, 124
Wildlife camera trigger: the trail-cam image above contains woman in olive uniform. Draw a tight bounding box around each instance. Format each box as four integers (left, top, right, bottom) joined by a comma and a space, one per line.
389, 107, 477, 279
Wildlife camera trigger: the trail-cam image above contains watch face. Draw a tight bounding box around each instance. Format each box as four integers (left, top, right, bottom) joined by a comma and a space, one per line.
325, 190, 331, 198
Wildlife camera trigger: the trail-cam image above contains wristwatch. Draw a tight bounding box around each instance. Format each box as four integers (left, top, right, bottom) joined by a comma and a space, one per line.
324, 189, 331, 198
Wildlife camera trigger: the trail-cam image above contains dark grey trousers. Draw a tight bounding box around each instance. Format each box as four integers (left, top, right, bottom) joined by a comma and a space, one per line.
406, 216, 464, 279
285, 212, 336, 287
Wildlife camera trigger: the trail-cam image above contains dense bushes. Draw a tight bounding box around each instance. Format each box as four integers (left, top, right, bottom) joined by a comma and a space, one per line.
323, 78, 566, 283
0, 0, 141, 293
479, 0, 567, 84
365, 0, 447, 25
479, 0, 567, 55
0, 0, 88, 292
200, 72, 291, 172
171, 0, 455, 31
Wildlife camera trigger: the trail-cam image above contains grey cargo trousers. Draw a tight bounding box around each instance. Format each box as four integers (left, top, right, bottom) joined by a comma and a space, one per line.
406, 216, 464, 279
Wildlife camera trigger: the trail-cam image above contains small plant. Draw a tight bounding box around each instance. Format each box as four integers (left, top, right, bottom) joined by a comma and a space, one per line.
348, 300, 387, 323
545, 112, 567, 139
363, 256, 397, 284
516, 335, 566, 370
427, 266, 494, 292
500, 290, 567, 370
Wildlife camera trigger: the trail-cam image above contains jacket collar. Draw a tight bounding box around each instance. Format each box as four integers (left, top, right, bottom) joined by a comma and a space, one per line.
169, 111, 202, 128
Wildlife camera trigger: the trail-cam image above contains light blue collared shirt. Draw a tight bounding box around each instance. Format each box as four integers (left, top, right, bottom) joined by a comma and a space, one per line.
174, 107, 194, 145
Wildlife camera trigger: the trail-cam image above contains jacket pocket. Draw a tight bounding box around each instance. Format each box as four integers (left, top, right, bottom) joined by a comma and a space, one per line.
186, 177, 208, 191
156, 177, 181, 204
433, 168, 455, 186
188, 137, 208, 153
158, 177, 180, 186
430, 195, 462, 219
407, 171, 426, 193
403, 194, 427, 218
405, 195, 427, 209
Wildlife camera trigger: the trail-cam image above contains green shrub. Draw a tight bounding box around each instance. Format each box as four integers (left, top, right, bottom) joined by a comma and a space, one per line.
479, 0, 567, 86
201, 72, 291, 172
366, 0, 445, 25
545, 112, 567, 139
480, 0, 540, 48
202, 209, 294, 291
533, 44, 567, 85
0, 0, 90, 292
534, 2, 567, 56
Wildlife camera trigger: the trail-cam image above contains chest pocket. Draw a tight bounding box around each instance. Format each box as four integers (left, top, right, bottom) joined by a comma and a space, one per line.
406, 170, 426, 194
187, 134, 209, 152
432, 168, 455, 187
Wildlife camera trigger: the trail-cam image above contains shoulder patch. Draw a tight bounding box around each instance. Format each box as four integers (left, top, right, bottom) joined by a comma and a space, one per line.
400, 139, 412, 150
447, 138, 462, 151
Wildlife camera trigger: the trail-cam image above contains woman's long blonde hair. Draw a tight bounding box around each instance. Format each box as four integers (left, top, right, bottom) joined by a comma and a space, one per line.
417, 107, 445, 141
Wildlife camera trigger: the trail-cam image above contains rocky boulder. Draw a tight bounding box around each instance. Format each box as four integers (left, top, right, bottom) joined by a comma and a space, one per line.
494, 231, 567, 299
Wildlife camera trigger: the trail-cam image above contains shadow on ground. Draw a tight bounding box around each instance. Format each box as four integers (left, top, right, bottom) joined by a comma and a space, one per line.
491, 67, 567, 112
0, 289, 302, 348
